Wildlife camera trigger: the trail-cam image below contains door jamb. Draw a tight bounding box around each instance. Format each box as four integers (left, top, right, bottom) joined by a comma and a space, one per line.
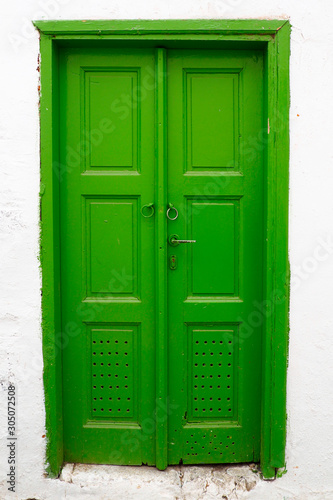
34, 19, 290, 479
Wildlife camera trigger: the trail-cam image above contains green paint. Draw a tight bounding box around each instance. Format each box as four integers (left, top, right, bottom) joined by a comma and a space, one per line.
39, 33, 63, 478
33, 19, 287, 35
155, 47, 168, 470
60, 48, 156, 465
276, 466, 287, 478
167, 49, 264, 464
260, 21, 290, 477
36, 19, 290, 479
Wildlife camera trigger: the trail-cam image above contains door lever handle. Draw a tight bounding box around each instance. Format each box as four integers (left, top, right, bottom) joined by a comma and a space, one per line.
168, 234, 196, 246
175, 239, 197, 244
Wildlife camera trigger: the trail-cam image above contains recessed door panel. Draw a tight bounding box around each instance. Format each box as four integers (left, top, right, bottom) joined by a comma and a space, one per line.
185, 71, 240, 171
84, 70, 138, 170
90, 325, 139, 421
85, 197, 138, 298
187, 325, 238, 421
187, 198, 240, 298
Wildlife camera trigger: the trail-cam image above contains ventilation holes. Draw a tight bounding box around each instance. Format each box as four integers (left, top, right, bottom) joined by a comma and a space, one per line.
192, 332, 234, 418
92, 333, 134, 418
184, 432, 237, 457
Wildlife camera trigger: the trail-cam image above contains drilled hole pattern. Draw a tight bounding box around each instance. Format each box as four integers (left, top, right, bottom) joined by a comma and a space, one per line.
185, 433, 236, 458
192, 330, 234, 419
92, 330, 133, 418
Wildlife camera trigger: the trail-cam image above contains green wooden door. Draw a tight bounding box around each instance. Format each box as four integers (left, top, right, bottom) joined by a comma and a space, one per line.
60, 47, 264, 466
167, 50, 264, 464
60, 48, 157, 465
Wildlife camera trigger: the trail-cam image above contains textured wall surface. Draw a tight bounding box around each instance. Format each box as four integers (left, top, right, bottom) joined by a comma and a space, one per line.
0, 1, 333, 499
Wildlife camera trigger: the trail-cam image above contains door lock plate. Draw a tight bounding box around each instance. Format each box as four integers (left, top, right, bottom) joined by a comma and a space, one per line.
169, 255, 177, 270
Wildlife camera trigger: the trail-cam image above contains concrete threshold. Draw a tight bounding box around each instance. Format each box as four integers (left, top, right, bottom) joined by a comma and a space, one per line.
59, 463, 261, 499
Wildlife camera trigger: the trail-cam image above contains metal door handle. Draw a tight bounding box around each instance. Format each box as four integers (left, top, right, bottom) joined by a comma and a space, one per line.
175, 239, 197, 243
168, 234, 196, 246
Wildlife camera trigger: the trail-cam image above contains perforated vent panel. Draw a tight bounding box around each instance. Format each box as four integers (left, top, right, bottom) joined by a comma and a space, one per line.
190, 329, 235, 420
184, 431, 236, 460
91, 328, 136, 419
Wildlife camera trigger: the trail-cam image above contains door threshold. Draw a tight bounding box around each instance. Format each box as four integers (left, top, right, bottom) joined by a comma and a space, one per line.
59, 462, 261, 497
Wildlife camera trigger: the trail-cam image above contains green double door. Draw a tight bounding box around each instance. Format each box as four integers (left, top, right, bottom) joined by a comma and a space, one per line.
60, 47, 264, 467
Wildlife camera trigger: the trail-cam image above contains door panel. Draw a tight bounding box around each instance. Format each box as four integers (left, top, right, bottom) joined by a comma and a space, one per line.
86, 72, 138, 170
86, 198, 138, 297
185, 70, 239, 171
60, 48, 156, 465
167, 50, 264, 464
188, 199, 238, 297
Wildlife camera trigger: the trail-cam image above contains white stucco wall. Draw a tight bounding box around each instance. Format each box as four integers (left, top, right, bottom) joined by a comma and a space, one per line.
1, 1, 333, 499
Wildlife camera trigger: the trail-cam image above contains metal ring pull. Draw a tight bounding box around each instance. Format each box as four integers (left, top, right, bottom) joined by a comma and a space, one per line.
141, 203, 155, 218
166, 203, 178, 221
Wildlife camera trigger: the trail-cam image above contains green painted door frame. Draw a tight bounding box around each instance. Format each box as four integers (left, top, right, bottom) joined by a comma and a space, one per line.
35, 19, 290, 480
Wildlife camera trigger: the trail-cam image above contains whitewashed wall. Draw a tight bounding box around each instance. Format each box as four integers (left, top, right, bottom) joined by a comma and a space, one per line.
1, 1, 333, 499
